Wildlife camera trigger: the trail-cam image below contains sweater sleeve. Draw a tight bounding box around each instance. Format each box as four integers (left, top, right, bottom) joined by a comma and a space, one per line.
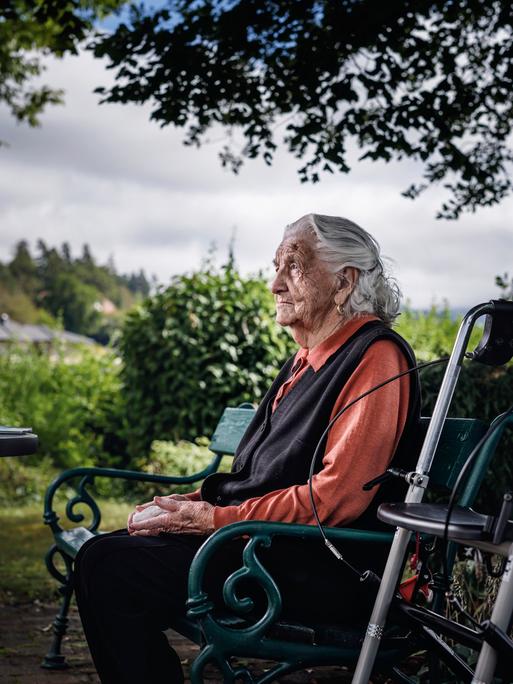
213, 339, 410, 529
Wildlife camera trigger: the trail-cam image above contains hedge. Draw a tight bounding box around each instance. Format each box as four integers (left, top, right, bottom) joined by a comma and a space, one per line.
119, 261, 295, 458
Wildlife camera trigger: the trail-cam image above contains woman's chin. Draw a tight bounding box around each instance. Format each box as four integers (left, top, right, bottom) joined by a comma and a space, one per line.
275, 312, 298, 327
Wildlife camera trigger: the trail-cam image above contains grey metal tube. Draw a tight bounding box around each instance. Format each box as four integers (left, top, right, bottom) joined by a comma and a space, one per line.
351, 302, 491, 684
471, 543, 513, 684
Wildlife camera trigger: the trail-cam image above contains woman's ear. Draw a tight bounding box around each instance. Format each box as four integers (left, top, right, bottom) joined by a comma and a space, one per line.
334, 267, 359, 305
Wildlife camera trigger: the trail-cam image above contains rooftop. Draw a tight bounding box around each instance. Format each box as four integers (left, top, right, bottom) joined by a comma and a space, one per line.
0, 314, 95, 346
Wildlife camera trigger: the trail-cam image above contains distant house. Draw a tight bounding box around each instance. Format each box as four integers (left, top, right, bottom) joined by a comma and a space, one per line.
93, 298, 117, 315
0, 314, 95, 348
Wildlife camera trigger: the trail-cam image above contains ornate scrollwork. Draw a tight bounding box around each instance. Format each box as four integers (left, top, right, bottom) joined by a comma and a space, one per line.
65, 475, 101, 532
190, 644, 259, 684
221, 534, 282, 639
44, 544, 72, 586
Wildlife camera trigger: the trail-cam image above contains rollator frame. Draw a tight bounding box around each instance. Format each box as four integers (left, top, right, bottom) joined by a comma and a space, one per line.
352, 299, 513, 684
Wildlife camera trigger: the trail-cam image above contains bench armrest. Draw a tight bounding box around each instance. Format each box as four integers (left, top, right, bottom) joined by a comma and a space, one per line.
43, 457, 222, 536
186, 520, 393, 639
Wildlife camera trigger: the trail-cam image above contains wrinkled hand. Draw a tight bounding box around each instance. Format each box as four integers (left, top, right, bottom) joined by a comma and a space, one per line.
126, 493, 194, 529
127, 498, 215, 536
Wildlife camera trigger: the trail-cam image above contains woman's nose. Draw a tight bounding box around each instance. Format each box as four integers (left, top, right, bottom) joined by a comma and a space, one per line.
271, 270, 286, 294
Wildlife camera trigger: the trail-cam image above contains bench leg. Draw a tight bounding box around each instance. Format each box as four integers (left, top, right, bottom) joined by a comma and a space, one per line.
41, 545, 74, 669
41, 581, 74, 669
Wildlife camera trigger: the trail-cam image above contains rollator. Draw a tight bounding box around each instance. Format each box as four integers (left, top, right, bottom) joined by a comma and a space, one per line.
352, 299, 513, 684
377, 494, 513, 684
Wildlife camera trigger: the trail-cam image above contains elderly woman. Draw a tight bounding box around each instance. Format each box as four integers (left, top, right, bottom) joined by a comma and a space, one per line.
74, 214, 420, 683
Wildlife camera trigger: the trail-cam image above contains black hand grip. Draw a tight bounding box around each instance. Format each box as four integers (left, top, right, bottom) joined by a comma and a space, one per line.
468, 299, 513, 366
490, 299, 513, 314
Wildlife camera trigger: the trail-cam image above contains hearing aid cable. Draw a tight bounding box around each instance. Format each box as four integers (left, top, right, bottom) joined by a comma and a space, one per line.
308, 356, 450, 576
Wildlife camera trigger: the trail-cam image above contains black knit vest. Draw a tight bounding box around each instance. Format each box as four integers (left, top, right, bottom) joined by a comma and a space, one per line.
201, 321, 421, 529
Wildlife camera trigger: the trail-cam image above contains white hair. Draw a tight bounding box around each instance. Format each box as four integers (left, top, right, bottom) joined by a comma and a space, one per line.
285, 213, 401, 325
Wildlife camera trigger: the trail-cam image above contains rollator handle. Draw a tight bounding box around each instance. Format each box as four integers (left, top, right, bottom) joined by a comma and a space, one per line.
467, 299, 513, 366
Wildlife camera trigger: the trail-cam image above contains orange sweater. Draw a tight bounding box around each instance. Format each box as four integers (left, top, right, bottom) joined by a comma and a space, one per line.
206, 316, 410, 529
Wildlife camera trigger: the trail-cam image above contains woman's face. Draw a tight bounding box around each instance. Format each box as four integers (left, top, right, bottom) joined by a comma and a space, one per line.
271, 230, 339, 334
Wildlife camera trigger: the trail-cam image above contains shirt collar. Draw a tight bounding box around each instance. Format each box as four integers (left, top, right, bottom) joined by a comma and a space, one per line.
293, 315, 380, 373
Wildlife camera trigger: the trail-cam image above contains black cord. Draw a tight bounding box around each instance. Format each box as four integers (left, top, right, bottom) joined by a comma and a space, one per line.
307, 356, 449, 575
441, 406, 513, 593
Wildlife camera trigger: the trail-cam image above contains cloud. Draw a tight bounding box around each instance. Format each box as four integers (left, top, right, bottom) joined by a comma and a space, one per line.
0, 49, 511, 308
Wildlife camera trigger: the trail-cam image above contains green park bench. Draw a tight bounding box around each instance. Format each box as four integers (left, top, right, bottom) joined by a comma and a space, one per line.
42, 406, 513, 682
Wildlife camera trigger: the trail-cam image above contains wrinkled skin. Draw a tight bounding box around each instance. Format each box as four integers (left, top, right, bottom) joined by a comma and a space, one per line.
128, 495, 214, 536
271, 228, 357, 348
128, 226, 358, 536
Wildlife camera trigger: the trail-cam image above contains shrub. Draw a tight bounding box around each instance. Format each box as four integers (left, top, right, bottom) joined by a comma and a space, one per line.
0, 455, 57, 505
124, 438, 232, 501
395, 305, 482, 358
119, 260, 295, 457
0, 345, 126, 470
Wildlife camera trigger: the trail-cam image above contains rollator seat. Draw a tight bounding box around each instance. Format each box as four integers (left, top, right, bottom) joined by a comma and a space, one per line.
377, 502, 513, 542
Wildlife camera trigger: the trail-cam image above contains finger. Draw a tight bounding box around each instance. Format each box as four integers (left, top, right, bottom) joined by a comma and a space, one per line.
134, 501, 157, 512
153, 496, 181, 512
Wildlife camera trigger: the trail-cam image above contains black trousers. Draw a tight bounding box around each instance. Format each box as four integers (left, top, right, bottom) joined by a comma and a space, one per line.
74, 529, 381, 684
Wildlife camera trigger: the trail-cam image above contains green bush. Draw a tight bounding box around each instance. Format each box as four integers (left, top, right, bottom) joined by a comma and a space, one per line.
124, 438, 232, 501
0, 455, 58, 505
395, 305, 482, 358
119, 260, 295, 457
0, 345, 126, 470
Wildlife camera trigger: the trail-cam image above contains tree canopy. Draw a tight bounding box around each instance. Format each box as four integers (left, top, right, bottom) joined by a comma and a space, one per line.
0, 0, 121, 142
92, 0, 513, 219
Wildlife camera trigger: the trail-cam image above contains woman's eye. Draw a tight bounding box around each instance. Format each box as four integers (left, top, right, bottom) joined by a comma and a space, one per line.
289, 262, 300, 273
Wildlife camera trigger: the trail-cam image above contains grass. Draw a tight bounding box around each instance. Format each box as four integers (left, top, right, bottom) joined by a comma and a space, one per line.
0, 499, 133, 603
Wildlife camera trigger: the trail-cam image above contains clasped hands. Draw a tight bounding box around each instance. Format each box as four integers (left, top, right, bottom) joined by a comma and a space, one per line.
127, 494, 215, 536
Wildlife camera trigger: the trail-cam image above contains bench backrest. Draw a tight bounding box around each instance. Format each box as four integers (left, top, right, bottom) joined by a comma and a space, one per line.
425, 417, 488, 493
209, 410, 492, 507
209, 405, 256, 456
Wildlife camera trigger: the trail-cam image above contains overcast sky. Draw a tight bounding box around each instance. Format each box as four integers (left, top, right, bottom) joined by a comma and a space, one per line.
1, 49, 512, 309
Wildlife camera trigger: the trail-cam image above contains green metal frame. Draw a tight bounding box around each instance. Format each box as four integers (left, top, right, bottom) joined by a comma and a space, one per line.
186, 522, 399, 683
41, 408, 511, 682
41, 405, 255, 669
183, 416, 512, 684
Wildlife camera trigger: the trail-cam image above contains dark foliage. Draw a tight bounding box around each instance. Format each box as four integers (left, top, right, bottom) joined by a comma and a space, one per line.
92, 0, 513, 219
422, 361, 513, 512
496, 272, 513, 300
0, 1, 123, 141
